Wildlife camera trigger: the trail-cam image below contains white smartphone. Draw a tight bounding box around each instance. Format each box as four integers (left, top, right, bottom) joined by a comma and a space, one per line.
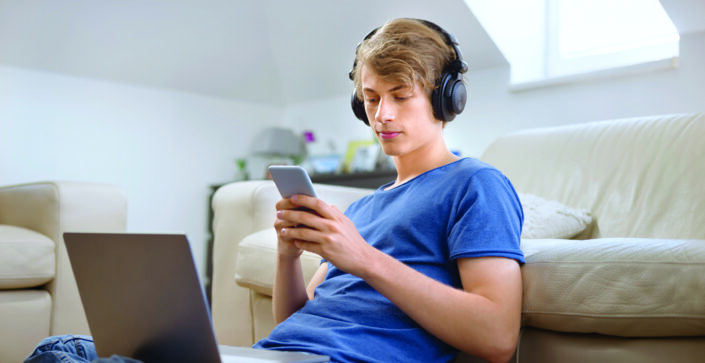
268, 165, 318, 199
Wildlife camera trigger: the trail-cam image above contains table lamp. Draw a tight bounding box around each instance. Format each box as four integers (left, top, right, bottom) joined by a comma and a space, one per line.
248, 127, 306, 179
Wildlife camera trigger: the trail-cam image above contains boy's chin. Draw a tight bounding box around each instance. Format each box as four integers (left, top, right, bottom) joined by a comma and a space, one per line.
378, 144, 400, 157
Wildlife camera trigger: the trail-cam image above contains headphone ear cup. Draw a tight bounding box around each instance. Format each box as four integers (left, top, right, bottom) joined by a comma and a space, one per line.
448, 75, 467, 117
351, 91, 369, 125
431, 84, 444, 122
431, 71, 467, 122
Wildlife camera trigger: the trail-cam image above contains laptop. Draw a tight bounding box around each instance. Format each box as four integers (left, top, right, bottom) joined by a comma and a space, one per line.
63, 232, 329, 363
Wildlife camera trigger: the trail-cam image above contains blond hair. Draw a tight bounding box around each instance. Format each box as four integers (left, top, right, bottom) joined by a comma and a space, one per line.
350, 18, 457, 102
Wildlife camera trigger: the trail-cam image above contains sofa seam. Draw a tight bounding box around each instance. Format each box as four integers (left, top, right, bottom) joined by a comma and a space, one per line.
526, 260, 705, 265
522, 311, 705, 319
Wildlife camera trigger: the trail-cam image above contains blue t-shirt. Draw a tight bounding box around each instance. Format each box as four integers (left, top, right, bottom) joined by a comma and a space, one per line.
254, 158, 524, 362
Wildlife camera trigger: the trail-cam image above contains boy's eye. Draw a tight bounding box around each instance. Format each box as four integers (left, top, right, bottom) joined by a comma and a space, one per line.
394, 91, 413, 100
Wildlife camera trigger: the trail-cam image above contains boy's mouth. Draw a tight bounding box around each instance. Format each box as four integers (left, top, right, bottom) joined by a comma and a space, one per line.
379, 131, 401, 140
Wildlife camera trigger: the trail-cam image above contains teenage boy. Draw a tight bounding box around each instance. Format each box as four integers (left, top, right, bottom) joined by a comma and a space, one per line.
255, 18, 524, 363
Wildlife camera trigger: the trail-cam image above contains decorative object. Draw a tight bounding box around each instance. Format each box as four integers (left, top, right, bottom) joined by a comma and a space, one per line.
305, 154, 342, 175
350, 144, 380, 172
374, 147, 395, 171
250, 127, 306, 161
234, 158, 249, 181
303, 130, 315, 143
342, 140, 375, 173
247, 127, 306, 179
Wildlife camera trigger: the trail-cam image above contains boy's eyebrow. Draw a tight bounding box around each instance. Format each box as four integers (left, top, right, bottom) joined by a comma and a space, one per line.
388, 85, 409, 92
363, 84, 410, 93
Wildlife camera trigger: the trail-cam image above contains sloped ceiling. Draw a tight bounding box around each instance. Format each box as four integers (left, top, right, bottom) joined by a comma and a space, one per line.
0, 0, 701, 106
0, 0, 504, 106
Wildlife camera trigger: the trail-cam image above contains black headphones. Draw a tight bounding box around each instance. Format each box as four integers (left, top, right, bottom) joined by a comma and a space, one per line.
349, 19, 468, 125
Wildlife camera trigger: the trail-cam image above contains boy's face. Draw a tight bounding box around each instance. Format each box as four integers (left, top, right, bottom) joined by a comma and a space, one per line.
360, 65, 444, 159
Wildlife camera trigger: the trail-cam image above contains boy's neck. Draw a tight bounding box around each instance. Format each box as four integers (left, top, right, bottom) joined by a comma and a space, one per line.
389, 146, 459, 189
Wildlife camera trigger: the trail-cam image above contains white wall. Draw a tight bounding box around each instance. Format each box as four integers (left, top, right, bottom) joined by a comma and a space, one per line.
2, 29, 703, 283
0, 65, 283, 280
283, 31, 705, 159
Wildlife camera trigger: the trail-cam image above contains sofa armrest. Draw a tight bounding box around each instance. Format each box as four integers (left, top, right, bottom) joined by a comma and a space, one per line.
211, 181, 273, 347
0, 181, 127, 334
211, 180, 373, 346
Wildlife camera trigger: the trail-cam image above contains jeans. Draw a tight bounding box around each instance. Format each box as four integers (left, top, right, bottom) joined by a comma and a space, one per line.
24, 335, 143, 363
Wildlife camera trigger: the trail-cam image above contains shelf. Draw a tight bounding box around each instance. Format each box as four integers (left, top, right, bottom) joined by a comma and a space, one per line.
311, 170, 397, 189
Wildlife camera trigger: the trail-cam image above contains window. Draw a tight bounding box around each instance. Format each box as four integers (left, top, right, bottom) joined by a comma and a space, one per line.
464, 0, 680, 88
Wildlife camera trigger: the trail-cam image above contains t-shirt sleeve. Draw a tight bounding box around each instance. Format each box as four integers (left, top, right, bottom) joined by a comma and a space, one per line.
447, 168, 525, 263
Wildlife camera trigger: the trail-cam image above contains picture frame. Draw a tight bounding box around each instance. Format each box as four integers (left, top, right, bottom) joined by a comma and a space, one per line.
342, 140, 375, 173
350, 144, 380, 172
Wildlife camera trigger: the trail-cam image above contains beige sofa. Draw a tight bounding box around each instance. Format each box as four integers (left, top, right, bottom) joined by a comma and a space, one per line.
0, 181, 127, 363
211, 113, 705, 362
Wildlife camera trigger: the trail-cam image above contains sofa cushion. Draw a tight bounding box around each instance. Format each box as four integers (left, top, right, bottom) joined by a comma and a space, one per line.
235, 229, 322, 296
0, 225, 55, 289
519, 193, 592, 239
521, 238, 705, 337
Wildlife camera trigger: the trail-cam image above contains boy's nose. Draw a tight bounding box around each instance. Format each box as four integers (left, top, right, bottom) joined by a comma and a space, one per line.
374, 97, 395, 124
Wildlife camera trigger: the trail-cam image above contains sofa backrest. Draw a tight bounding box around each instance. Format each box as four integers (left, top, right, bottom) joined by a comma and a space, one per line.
216, 181, 374, 236
481, 113, 705, 239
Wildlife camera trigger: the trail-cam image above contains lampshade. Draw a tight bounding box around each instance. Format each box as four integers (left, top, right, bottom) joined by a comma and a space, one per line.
250, 127, 305, 156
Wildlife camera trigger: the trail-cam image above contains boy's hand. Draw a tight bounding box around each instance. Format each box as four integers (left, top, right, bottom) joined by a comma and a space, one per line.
276, 194, 379, 278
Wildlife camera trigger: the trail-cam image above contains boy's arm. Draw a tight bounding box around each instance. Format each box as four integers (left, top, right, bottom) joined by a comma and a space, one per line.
272, 256, 328, 323
306, 263, 328, 300
272, 254, 308, 324
363, 255, 522, 363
